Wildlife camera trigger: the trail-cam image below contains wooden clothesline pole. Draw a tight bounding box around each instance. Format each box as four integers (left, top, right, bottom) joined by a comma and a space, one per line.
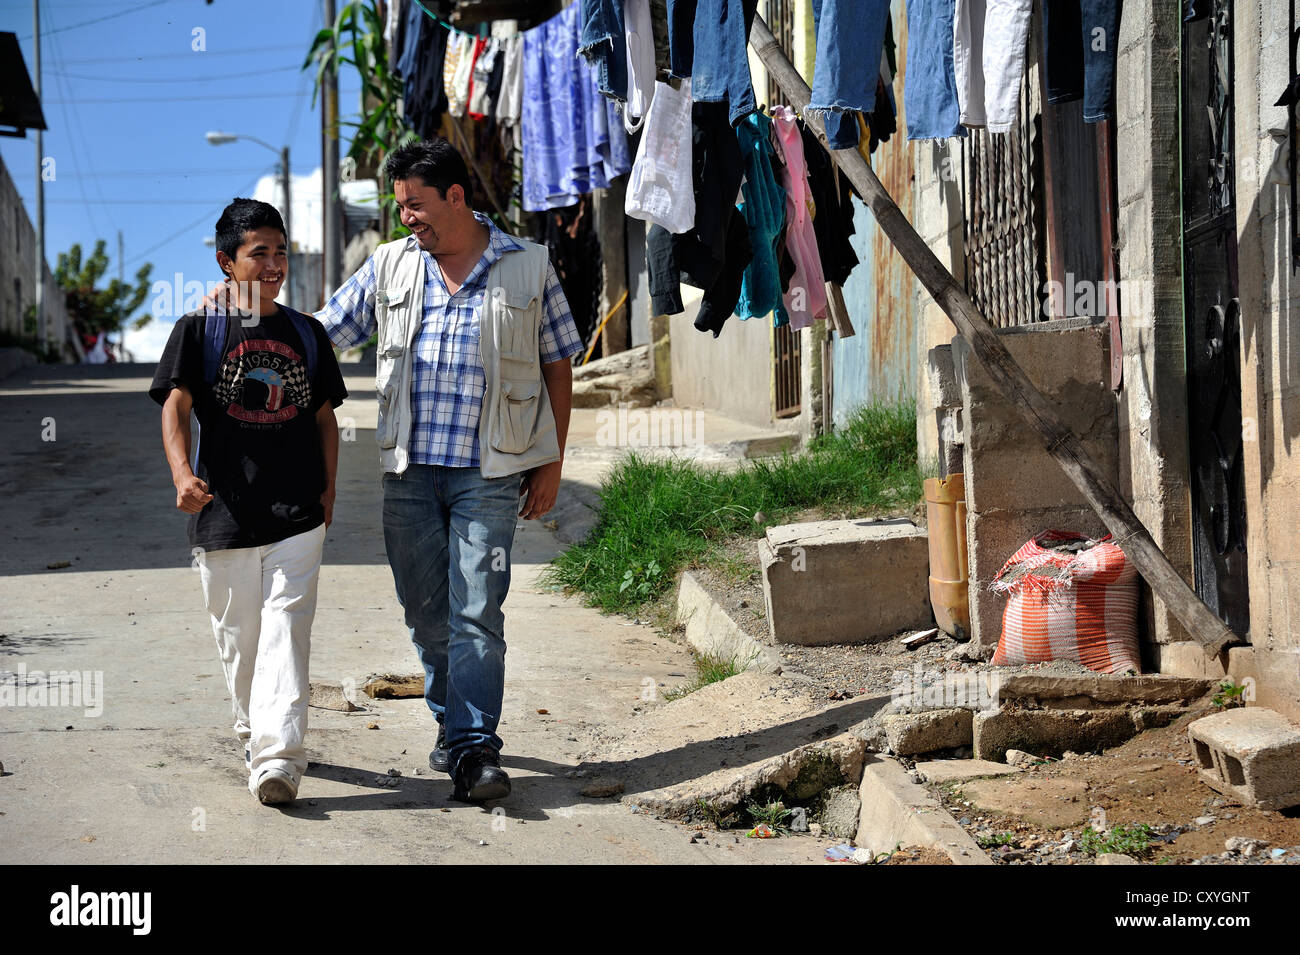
747, 14, 1236, 657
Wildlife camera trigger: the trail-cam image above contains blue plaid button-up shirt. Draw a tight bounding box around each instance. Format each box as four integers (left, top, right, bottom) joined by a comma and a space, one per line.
318, 212, 583, 468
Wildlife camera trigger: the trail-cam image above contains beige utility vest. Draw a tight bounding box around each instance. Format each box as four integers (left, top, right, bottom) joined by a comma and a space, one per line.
369, 232, 561, 478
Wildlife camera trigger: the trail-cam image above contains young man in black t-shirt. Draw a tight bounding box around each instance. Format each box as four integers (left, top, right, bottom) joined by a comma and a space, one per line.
149, 198, 347, 806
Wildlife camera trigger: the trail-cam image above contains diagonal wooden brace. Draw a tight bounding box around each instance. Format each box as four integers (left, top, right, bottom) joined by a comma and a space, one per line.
749, 14, 1236, 657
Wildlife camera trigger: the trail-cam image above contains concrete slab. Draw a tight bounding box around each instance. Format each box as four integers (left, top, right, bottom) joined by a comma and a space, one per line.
760, 519, 932, 646
675, 571, 783, 674
997, 673, 1214, 709
882, 708, 973, 756
856, 756, 993, 864
914, 758, 1023, 785
973, 706, 1188, 761
1188, 708, 1300, 810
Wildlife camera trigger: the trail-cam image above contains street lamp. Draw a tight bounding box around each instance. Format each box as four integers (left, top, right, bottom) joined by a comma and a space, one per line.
205, 131, 292, 290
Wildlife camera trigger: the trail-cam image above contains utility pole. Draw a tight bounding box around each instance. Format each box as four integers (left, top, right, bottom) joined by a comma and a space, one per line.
33, 0, 45, 347
280, 144, 292, 307
322, 0, 341, 303
117, 230, 124, 284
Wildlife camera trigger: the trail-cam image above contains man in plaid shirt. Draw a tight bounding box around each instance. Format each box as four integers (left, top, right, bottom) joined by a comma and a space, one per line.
319, 140, 582, 802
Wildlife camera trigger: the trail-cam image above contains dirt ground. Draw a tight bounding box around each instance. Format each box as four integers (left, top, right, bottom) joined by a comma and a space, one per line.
924, 710, 1300, 865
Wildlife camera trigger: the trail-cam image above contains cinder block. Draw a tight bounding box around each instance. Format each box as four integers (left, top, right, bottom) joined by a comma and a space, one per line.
1187, 708, 1300, 811
760, 519, 931, 645
882, 709, 974, 756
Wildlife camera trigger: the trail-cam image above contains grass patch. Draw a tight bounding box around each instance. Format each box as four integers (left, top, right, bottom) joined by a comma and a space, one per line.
662, 649, 747, 701
543, 401, 923, 614
1078, 823, 1154, 857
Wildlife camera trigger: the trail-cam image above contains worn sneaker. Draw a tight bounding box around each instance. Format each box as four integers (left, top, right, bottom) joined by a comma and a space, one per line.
428, 723, 450, 774
451, 746, 511, 802
255, 768, 298, 805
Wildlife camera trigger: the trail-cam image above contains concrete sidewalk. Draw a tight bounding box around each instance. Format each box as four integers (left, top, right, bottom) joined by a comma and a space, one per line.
0, 363, 818, 864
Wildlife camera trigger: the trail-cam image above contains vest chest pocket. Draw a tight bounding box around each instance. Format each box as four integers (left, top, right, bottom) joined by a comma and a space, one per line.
491, 287, 539, 361
376, 287, 412, 357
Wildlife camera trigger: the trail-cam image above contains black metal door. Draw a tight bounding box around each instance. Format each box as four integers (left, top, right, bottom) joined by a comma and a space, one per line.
1181, 1, 1250, 636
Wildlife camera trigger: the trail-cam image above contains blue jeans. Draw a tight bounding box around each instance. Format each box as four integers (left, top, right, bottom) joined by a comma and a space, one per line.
808, 0, 891, 133
905, 0, 966, 140
578, 0, 628, 103
382, 465, 522, 762
691, 0, 758, 126
810, 0, 863, 149
1042, 0, 1123, 123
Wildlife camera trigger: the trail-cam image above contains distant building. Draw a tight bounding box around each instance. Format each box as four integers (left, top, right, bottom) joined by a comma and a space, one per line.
0, 153, 72, 358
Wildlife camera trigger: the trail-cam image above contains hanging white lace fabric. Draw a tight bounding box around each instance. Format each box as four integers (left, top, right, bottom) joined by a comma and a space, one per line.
624, 78, 694, 234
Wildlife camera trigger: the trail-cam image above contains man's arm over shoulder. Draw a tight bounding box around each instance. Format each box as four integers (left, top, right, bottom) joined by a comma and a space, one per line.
316, 254, 379, 350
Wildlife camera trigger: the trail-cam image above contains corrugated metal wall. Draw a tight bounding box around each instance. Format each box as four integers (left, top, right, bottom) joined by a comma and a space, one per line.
831, 0, 921, 427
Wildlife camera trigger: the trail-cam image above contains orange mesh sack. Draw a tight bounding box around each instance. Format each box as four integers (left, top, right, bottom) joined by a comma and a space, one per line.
990, 530, 1141, 674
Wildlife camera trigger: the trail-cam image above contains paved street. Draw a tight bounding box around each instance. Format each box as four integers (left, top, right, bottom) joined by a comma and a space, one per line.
0, 362, 819, 864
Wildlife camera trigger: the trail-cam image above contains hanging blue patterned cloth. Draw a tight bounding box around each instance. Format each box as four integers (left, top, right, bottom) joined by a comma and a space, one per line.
522, 3, 632, 211
734, 110, 790, 327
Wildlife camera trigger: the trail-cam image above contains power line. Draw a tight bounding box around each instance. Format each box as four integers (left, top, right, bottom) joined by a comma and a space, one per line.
46, 65, 303, 84
9, 166, 268, 179
18, 0, 175, 40
47, 198, 272, 205
124, 167, 272, 268
57, 44, 303, 64
44, 91, 349, 104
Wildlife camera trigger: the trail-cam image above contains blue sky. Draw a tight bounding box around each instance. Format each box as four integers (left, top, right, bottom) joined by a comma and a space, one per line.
0, 0, 363, 358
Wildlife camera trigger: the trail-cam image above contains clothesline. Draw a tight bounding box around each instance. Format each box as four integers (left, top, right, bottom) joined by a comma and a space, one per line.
408, 0, 528, 41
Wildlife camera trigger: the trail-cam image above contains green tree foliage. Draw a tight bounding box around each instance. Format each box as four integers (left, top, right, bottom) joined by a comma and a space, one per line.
54, 240, 153, 337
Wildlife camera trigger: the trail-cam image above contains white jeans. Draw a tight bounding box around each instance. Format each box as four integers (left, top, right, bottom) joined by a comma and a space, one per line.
197, 523, 325, 791
953, 0, 1034, 133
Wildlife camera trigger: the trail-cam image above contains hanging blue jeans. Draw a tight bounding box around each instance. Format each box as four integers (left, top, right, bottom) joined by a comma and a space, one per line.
667, 0, 696, 77
905, 0, 966, 140
1042, 0, 1123, 123
382, 465, 522, 762
809, 0, 862, 149
691, 0, 758, 126
579, 0, 628, 103
808, 0, 892, 139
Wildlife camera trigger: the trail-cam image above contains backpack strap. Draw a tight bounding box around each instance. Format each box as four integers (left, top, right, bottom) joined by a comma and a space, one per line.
202, 311, 228, 384
282, 306, 319, 382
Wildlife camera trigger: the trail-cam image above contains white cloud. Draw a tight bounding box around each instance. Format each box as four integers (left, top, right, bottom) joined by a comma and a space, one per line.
122, 318, 176, 364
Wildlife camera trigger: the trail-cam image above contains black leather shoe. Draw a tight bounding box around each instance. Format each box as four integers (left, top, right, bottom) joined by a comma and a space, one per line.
451, 746, 511, 802
428, 723, 450, 773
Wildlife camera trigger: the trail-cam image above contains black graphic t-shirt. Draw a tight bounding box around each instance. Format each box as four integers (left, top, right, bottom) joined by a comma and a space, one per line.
149, 307, 348, 551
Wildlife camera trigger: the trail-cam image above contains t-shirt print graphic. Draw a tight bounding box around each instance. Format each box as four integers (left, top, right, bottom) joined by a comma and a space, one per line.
214, 338, 313, 425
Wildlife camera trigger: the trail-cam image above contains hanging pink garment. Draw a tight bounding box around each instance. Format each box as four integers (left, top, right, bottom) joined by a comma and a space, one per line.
771, 105, 828, 330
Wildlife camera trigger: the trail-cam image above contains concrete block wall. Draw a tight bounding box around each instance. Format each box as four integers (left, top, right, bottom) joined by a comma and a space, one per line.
953, 320, 1121, 648
1232, 0, 1300, 723
1113, 0, 1196, 646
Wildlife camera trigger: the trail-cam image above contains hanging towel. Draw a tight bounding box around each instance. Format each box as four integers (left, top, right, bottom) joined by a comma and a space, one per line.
771, 105, 827, 329
624, 0, 657, 132
735, 110, 791, 327
522, 3, 632, 211
626, 79, 695, 233
953, 0, 1033, 133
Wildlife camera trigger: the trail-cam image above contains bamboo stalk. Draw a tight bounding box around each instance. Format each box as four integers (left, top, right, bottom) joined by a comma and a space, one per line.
748, 14, 1236, 656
